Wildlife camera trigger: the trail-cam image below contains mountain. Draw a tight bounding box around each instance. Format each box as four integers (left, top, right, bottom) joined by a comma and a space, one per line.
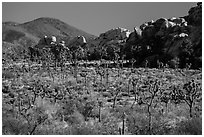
3, 17, 96, 46
19, 17, 96, 41
2, 17, 96, 61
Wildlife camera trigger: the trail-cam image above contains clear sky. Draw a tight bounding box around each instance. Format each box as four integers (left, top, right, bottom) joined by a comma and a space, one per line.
2, 2, 196, 36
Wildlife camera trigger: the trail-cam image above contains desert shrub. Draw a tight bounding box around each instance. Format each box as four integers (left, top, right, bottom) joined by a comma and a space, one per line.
2, 70, 16, 79
126, 112, 149, 135
95, 114, 120, 135
59, 99, 79, 116
174, 117, 202, 135
70, 123, 98, 135
75, 98, 97, 121
2, 117, 29, 135
4, 30, 25, 43
64, 111, 85, 125
68, 112, 121, 135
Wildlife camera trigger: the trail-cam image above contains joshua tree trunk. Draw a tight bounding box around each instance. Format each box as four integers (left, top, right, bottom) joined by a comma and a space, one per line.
113, 91, 120, 109
106, 65, 109, 88
113, 97, 117, 109
100, 75, 103, 85
189, 104, 193, 118
127, 80, 130, 95
29, 124, 38, 135
74, 54, 78, 82
147, 105, 152, 134
122, 118, 125, 135
165, 102, 168, 114
99, 106, 101, 122
85, 75, 87, 89
184, 99, 194, 118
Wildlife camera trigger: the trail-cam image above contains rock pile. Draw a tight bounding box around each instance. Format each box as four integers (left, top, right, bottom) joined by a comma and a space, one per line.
124, 2, 202, 68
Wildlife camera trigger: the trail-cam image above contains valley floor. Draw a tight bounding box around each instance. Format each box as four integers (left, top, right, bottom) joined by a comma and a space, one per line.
2, 60, 202, 135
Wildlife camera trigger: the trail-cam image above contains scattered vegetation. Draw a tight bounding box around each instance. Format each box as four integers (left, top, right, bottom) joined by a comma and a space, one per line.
2, 56, 202, 135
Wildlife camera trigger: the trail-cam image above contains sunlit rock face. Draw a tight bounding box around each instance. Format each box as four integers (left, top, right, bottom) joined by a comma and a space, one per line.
99, 27, 131, 41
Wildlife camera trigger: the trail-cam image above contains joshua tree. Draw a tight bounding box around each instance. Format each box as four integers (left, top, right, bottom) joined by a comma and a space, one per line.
112, 81, 123, 109
157, 59, 164, 69
145, 60, 149, 68
80, 71, 89, 93
182, 80, 201, 117
105, 61, 110, 88
114, 53, 121, 77
137, 79, 161, 134
121, 54, 126, 69
68, 36, 87, 82
160, 91, 171, 114
130, 77, 140, 109
118, 112, 127, 135
96, 66, 105, 85
131, 58, 136, 69
97, 99, 103, 122
113, 89, 121, 109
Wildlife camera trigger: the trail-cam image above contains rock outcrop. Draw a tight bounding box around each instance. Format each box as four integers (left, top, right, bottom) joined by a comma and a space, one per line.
87, 27, 131, 60
124, 2, 202, 69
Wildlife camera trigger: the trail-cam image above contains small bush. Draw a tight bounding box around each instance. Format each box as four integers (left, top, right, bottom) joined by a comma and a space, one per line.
175, 117, 202, 135
71, 123, 98, 135
64, 111, 85, 125
2, 117, 29, 135
2, 70, 15, 79
126, 113, 149, 135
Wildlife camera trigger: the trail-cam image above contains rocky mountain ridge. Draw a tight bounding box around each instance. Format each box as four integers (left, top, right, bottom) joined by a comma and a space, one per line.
2, 3, 202, 69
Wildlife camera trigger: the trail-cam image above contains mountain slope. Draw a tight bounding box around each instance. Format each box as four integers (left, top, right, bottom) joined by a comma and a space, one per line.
3, 17, 96, 46
2, 17, 97, 61
19, 17, 96, 40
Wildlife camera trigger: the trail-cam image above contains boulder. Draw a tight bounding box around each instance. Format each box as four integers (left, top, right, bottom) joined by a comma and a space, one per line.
36, 35, 57, 49
178, 33, 188, 38
160, 20, 176, 31
140, 22, 148, 31
153, 17, 168, 30
90, 27, 131, 47
156, 20, 176, 37
99, 27, 131, 41
187, 2, 202, 25
170, 17, 186, 25
164, 37, 190, 57
126, 27, 142, 44
50, 36, 57, 44
142, 25, 157, 39
68, 35, 87, 48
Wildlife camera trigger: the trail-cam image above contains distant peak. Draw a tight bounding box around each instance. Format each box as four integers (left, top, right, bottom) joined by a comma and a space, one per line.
34, 17, 61, 22
22, 17, 65, 25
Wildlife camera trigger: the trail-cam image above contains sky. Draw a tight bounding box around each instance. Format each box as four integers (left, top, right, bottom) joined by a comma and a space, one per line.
2, 2, 197, 36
